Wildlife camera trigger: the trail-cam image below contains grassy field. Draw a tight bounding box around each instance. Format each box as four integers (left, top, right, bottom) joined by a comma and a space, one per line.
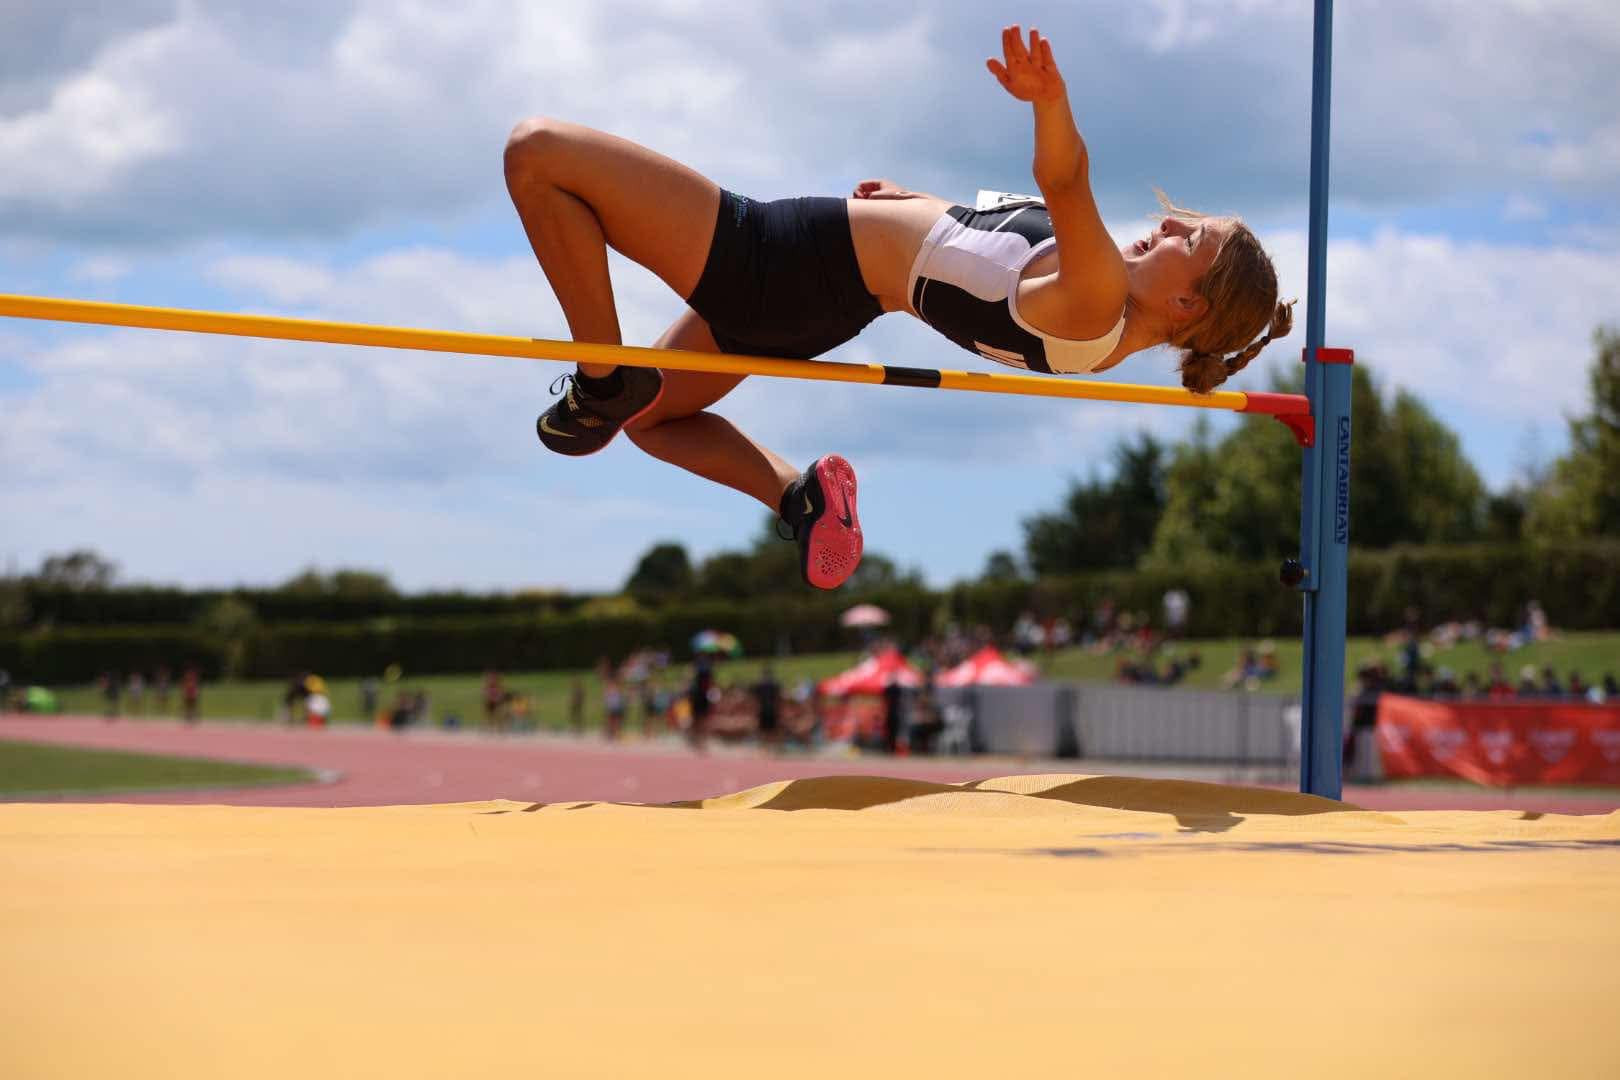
1044, 630, 1620, 691
41, 650, 863, 731
27, 631, 1618, 734
0, 739, 315, 796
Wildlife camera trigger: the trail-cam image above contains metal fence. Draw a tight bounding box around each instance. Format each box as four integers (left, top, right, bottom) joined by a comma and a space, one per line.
936, 682, 1301, 765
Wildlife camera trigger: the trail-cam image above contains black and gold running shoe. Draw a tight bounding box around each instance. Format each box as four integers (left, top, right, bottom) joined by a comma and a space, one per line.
777, 454, 863, 590
536, 367, 665, 456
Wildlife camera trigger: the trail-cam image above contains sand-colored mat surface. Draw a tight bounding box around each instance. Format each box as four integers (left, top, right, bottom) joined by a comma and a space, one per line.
4, 774, 1619, 1078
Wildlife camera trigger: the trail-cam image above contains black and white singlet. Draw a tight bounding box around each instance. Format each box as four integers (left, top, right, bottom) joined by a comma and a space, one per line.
906, 192, 1126, 375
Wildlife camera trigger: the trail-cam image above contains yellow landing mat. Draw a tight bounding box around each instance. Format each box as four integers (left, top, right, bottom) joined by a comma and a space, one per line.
4, 775, 1619, 1079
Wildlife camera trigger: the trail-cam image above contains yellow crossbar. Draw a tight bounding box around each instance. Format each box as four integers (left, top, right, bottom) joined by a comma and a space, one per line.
0, 294, 1309, 429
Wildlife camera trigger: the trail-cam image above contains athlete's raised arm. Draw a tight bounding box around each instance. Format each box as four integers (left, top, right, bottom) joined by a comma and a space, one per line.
987, 26, 1127, 328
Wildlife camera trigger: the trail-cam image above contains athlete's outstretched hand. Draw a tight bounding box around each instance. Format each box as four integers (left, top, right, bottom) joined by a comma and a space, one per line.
852, 178, 917, 200
986, 25, 1066, 104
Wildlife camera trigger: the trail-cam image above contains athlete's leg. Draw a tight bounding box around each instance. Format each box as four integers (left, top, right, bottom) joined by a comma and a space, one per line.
503, 117, 721, 377
625, 309, 800, 512
628, 309, 862, 590
505, 125, 863, 588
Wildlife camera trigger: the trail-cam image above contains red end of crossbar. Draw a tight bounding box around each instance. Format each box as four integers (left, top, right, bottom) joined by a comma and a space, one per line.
1240, 391, 1315, 448
1301, 347, 1355, 365
1274, 413, 1315, 447
1240, 391, 1309, 416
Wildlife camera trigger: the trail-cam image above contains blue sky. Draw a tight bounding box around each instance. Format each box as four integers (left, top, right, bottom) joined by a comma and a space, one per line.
3, 0, 1618, 592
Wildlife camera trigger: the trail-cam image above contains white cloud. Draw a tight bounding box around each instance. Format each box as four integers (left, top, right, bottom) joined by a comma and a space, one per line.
5, 1, 1612, 246
2, 241, 695, 496
69, 255, 135, 283
8, 221, 1617, 589
1331, 2, 1620, 205
1133, 0, 1293, 54
1273, 227, 1620, 420
0, 1, 943, 242
1533, 119, 1620, 185
5, 469, 697, 593
210, 256, 338, 306
1502, 195, 1549, 223
5, 1, 1620, 590
0, 24, 184, 206
0, 0, 176, 111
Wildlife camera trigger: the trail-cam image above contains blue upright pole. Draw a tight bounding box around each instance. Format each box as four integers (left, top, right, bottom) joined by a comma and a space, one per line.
1296, 0, 1352, 799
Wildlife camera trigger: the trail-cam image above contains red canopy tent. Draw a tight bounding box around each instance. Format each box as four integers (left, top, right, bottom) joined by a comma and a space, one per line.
818, 648, 922, 696
936, 646, 1037, 688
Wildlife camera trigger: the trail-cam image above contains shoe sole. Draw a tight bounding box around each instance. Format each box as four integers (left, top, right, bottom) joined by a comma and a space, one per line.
804, 454, 862, 590
537, 371, 666, 458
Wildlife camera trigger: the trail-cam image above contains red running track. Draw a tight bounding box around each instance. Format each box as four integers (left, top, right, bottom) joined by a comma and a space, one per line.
1, 715, 1033, 806
4, 714, 1618, 814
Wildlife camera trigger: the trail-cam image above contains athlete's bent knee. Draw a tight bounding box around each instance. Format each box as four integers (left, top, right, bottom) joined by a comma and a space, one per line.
503, 116, 568, 188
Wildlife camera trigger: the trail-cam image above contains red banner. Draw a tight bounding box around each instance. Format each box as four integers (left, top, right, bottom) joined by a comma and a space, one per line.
1376, 694, 1620, 787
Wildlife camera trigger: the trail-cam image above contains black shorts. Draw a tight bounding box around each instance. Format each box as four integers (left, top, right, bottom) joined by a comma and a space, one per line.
686, 190, 883, 359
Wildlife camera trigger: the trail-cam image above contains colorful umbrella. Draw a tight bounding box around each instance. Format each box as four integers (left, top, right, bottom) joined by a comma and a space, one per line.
936, 646, 1038, 688
839, 603, 891, 629
818, 648, 923, 695
690, 630, 742, 657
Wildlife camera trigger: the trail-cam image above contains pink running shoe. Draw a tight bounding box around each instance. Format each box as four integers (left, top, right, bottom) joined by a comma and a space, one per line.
779, 454, 863, 590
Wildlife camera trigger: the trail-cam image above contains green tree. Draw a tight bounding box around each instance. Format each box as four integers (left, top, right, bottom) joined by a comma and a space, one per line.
846, 552, 925, 592
0, 577, 27, 629
1022, 432, 1167, 574
279, 568, 332, 594
694, 517, 800, 599
980, 549, 1026, 583
693, 551, 761, 601
624, 542, 694, 604
693, 515, 918, 597
194, 595, 259, 679
1362, 386, 1486, 546
1141, 415, 1240, 567
1146, 364, 1486, 566
35, 549, 117, 590
1482, 489, 1529, 544
1526, 327, 1620, 539
278, 567, 396, 597
329, 569, 397, 598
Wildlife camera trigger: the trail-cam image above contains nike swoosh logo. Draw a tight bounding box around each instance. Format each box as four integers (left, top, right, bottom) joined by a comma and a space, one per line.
540, 416, 574, 439
802, 493, 813, 519
837, 492, 853, 529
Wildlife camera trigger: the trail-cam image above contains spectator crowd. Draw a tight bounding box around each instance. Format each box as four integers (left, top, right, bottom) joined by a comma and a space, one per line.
5, 594, 1612, 769
79, 665, 204, 723
1365, 603, 1617, 705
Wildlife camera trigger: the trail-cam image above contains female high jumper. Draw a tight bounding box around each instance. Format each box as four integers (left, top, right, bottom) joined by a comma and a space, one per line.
503, 25, 1292, 590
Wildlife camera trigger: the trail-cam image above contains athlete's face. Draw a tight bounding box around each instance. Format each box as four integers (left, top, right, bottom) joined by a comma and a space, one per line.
1122, 216, 1227, 324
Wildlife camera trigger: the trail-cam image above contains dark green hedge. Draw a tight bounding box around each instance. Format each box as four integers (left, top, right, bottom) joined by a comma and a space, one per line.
1, 598, 869, 684
4, 542, 1616, 684
15, 585, 584, 628
946, 540, 1620, 637
0, 625, 229, 684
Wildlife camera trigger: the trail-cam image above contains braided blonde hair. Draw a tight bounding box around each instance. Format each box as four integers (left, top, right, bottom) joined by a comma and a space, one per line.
1156, 191, 1295, 394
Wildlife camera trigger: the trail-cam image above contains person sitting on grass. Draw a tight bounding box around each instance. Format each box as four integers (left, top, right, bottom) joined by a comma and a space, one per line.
1516, 666, 1540, 697
1221, 649, 1261, 691
1539, 667, 1565, 699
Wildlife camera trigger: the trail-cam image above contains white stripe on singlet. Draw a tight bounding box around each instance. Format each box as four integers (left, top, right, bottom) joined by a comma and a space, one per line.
907, 203, 1125, 375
